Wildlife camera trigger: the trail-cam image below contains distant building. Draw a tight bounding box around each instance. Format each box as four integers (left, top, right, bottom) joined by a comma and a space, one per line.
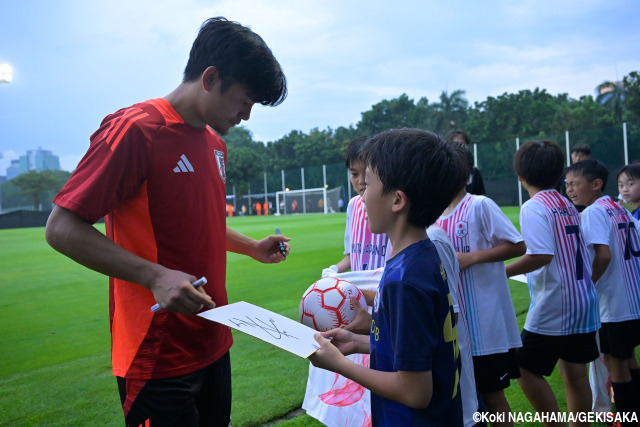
6, 159, 21, 180
6, 148, 60, 180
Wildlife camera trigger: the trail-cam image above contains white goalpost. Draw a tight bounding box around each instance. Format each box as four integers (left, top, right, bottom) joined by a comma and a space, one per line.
275, 187, 342, 215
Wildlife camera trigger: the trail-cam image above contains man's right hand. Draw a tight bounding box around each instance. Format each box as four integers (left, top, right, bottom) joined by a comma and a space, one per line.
149, 270, 215, 314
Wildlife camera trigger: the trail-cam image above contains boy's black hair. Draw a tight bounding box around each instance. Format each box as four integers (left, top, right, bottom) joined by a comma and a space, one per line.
445, 129, 470, 146
514, 139, 565, 189
345, 136, 370, 168
566, 160, 609, 192
445, 140, 473, 192
361, 128, 468, 228
616, 163, 640, 182
183, 17, 287, 106
570, 143, 591, 156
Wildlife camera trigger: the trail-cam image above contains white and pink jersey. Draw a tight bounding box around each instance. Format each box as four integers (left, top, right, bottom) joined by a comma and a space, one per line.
344, 195, 390, 271
427, 225, 477, 427
436, 194, 522, 355
582, 195, 640, 323
303, 196, 388, 427
520, 189, 600, 335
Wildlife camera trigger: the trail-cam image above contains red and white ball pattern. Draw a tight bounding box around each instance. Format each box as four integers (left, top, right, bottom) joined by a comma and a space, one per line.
299, 277, 367, 332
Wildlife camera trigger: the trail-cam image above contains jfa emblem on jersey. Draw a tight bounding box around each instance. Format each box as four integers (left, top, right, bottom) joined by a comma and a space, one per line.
373, 290, 380, 313
214, 150, 226, 183
455, 221, 468, 238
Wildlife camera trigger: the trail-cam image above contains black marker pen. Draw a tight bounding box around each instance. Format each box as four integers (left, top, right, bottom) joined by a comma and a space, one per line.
275, 228, 287, 257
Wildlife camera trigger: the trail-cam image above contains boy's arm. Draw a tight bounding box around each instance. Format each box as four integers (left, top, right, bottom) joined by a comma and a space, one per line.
321, 255, 352, 278
335, 255, 351, 272
457, 241, 526, 270
505, 253, 554, 277
591, 244, 611, 284
309, 334, 433, 409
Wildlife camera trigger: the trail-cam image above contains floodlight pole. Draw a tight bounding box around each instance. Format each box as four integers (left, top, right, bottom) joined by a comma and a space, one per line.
323, 165, 328, 214
565, 131, 570, 167
623, 123, 629, 165
263, 172, 268, 204
301, 167, 306, 214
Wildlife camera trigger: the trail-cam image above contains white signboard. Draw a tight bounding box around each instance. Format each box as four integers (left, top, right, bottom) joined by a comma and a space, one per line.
198, 301, 320, 358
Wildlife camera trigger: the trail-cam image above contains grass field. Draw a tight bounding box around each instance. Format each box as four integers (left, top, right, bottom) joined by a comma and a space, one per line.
0, 210, 608, 426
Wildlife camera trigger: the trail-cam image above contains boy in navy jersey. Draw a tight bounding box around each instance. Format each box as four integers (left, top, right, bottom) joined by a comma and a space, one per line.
566, 160, 640, 423
309, 128, 466, 426
507, 140, 600, 426
304, 136, 391, 426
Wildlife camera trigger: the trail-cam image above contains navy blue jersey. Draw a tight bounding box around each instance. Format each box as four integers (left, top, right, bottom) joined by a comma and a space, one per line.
370, 239, 462, 426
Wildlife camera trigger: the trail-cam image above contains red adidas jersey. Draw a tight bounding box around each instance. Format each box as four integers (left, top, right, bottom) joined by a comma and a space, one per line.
54, 98, 232, 379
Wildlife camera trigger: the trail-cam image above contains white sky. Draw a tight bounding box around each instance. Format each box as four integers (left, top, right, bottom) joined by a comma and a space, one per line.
1, 0, 639, 173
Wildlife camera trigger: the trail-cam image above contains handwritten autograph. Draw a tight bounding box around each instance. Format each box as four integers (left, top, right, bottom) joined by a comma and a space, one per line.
228, 316, 299, 340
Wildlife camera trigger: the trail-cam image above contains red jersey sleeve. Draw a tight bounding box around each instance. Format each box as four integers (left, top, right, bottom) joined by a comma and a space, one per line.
54, 105, 157, 223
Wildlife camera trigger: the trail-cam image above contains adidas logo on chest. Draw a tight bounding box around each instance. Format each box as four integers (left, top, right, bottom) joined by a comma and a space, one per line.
173, 154, 194, 173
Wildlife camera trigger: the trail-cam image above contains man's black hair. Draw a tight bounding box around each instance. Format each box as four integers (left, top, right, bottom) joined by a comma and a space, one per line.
361, 128, 468, 228
514, 139, 565, 189
566, 160, 609, 192
345, 136, 370, 168
183, 17, 287, 106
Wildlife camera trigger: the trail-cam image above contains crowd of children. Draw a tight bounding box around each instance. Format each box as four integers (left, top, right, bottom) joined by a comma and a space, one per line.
306, 131, 640, 427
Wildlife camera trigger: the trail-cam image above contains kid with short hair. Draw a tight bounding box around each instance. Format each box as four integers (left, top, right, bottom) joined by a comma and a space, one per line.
309, 128, 467, 426
436, 142, 525, 426
304, 136, 390, 427
566, 160, 640, 423
321, 136, 390, 277
617, 163, 640, 220
506, 140, 600, 427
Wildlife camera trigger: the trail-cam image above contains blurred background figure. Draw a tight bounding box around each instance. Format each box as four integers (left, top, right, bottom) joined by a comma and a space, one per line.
446, 130, 486, 195
570, 143, 592, 164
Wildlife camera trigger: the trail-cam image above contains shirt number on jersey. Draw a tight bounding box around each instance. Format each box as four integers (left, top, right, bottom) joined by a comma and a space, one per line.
565, 225, 584, 281
443, 293, 460, 399
617, 222, 640, 260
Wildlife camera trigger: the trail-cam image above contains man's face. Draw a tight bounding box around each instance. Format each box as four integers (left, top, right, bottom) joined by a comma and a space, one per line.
362, 167, 393, 234
203, 81, 255, 136
565, 171, 599, 206
571, 151, 590, 164
349, 159, 366, 197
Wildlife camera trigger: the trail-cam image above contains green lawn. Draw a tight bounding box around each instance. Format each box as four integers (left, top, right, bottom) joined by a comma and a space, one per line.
0, 210, 612, 426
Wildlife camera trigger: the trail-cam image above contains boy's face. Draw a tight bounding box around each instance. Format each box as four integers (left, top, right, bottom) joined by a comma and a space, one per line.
618, 173, 640, 204
349, 159, 366, 197
565, 171, 601, 206
362, 167, 393, 234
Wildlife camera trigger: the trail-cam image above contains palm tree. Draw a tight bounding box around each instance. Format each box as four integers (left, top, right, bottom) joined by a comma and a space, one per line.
596, 80, 625, 123
430, 89, 469, 135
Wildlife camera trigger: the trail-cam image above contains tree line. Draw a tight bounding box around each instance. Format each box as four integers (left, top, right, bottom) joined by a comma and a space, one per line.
2, 71, 639, 210
223, 71, 640, 193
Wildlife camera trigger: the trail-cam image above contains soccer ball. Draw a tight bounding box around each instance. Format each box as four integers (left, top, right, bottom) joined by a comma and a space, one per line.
299, 277, 367, 332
